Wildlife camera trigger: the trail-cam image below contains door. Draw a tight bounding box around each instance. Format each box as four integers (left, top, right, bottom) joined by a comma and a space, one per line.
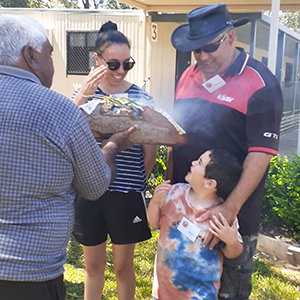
175, 50, 192, 90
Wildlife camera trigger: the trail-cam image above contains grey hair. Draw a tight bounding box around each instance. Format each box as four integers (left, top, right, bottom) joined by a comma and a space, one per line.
0, 14, 47, 66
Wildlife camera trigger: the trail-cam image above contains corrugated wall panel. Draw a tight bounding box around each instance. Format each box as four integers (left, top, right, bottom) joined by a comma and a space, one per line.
0, 9, 176, 109
149, 22, 177, 112
46, 13, 68, 96
0, 9, 149, 102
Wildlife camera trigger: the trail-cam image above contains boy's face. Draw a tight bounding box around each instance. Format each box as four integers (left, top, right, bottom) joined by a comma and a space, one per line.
185, 150, 211, 187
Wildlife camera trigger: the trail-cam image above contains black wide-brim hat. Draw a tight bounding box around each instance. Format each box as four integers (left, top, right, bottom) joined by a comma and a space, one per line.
171, 3, 249, 52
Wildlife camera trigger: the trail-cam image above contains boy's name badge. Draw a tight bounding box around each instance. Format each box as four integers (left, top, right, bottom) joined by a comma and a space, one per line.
177, 216, 200, 242
202, 74, 226, 93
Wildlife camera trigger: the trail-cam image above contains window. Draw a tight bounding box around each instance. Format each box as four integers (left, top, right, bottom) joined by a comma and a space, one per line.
285, 62, 293, 83
261, 56, 268, 66
67, 31, 98, 75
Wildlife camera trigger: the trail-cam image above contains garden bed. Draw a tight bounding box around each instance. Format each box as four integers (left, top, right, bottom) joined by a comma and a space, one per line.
257, 233, 300, 266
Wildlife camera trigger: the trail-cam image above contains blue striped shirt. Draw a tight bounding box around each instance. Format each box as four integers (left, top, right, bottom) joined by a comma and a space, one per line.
72, 84, 155, 193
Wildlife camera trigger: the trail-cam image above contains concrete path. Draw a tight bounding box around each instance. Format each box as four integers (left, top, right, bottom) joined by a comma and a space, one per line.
278, 129, 299, 158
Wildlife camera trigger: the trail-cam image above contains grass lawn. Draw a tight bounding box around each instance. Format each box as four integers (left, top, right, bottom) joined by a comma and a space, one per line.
64, 230, 300, 300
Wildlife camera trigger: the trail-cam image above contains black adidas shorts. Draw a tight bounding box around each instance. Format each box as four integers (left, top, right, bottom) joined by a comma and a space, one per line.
73, 190, 152, 246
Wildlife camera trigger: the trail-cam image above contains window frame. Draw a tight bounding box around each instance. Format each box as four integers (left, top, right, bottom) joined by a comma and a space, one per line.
66, 30, 98, 76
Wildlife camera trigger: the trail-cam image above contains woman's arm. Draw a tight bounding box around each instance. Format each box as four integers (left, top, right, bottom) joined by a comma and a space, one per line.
73, 65, 107, 107
143, 144, 157, 179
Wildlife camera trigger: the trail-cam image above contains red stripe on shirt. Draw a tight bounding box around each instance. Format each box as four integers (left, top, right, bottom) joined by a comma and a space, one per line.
248, 147, 278, 155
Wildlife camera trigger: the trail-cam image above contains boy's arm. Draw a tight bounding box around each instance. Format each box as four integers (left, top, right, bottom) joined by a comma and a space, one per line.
147, 180, 171, 228
209, 213, 243, 259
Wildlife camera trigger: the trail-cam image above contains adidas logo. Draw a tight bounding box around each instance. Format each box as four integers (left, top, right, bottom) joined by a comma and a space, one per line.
133, 216, 142, 224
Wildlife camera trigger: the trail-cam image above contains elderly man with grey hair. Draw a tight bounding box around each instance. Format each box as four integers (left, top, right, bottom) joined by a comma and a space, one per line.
0, 14, 135, 300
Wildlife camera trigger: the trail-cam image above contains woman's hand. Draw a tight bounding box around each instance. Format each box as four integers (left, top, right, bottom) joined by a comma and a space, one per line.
73, 65, 107, 106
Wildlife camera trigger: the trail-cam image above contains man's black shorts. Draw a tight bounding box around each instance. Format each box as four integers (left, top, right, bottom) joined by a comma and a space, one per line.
73, 190, 152, 245
0, 275, 65, 300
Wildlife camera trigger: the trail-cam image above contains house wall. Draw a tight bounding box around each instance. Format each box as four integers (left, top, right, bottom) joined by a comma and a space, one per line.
2, 9, 299, 118
0, 8, 150, 100
147, 21, 178, 112
0, 8, 181, 111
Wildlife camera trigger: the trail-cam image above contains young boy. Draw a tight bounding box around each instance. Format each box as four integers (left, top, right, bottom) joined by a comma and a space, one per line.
147, 149, 243, 300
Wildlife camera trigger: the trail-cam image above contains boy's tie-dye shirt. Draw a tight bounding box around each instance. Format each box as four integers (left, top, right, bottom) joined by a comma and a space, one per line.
152, 183, 224, 300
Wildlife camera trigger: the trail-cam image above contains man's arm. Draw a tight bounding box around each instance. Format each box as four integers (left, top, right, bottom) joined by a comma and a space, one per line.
71, 110, 136, 200
100, 126, 137, 182
200, 151, 272, 249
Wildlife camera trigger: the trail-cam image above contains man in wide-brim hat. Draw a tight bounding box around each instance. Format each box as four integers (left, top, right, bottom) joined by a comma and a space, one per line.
172, 3, 249, 81
165, 3, 283, 300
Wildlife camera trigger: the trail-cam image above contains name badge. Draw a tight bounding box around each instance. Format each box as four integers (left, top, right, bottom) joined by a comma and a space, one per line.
80, 99, 101, 114
202, 74, 226, 93
177, 216, 200, 242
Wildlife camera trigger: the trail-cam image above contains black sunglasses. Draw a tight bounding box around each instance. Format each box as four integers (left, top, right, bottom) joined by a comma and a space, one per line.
194, 32, 228, 54
98, 54, 135, 71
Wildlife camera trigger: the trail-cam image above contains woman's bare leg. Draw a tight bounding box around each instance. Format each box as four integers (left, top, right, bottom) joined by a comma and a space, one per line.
112, 243, 136, 300
83, 242, 107, 300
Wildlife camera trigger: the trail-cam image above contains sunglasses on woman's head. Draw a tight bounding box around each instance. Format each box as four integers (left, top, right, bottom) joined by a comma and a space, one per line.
194, 32, 228, 54
98, 54, 135, 71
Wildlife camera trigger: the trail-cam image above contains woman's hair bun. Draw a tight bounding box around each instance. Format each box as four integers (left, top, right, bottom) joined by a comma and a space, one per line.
99, 21, 118, 33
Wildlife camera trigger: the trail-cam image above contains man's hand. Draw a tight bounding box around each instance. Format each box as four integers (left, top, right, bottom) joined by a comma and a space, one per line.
101, 126, 137, 181
196, 201, 237, 249
209, 213, 239, 246
209, 213, 243, 259
103, 125, 137, 152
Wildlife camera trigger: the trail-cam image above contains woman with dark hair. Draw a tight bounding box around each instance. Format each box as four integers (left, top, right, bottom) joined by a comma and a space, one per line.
72, 21, 157, 300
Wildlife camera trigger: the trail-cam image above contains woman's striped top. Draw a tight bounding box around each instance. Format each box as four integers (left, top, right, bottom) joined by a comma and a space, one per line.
72, 84, 155, 193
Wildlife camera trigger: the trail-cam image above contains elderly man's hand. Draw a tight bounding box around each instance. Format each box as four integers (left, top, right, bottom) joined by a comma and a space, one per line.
102, 125, 137, 152
100, 126, 137, 182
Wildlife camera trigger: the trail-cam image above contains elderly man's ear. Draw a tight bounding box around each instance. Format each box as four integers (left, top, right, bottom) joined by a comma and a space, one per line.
22, 46, 41, 70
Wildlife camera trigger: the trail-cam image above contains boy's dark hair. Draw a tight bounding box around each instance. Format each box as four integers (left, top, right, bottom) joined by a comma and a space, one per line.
204, 149, 242, 200
95, 20, 130, 55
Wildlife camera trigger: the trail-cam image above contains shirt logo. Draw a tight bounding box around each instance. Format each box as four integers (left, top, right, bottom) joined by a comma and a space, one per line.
217, 94, 234, 103
133, 216, 142, 224
263, 132, 278, 139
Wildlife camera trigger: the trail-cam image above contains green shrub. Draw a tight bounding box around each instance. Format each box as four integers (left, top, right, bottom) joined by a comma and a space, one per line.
262, 154, 300, 240
147, 146, 168, 195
